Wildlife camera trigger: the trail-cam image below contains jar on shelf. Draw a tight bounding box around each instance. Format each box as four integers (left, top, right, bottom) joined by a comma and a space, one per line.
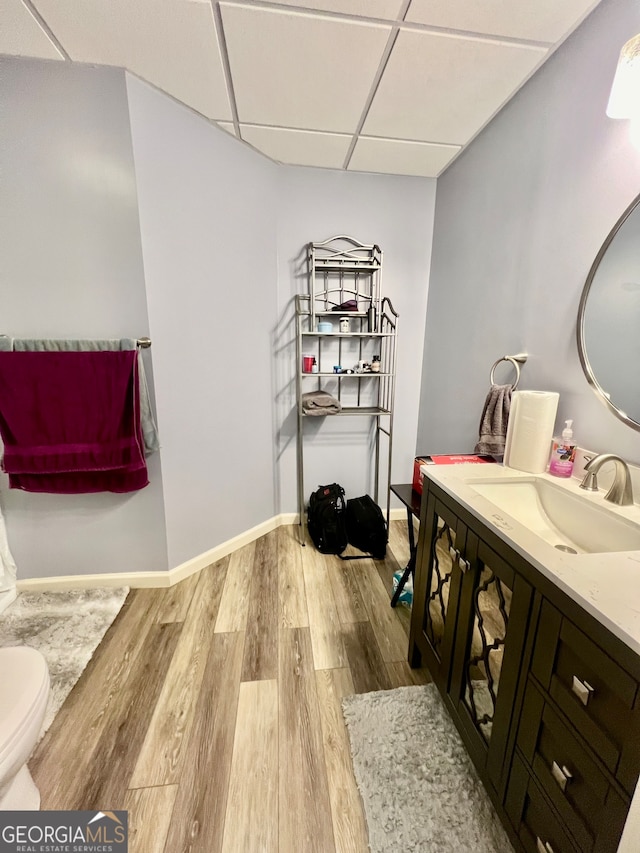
371, 355, 381, 372
340, 317, 350, 333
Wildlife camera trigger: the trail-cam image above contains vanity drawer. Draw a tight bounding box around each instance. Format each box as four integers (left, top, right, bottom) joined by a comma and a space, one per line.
506, 753, 579, 853
517, 680, 628, 852
531, 601, 640, 794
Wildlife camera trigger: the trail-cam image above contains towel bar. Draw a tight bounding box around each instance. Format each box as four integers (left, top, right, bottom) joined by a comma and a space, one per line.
0, 335, 152, 349
489, 353, 528, 389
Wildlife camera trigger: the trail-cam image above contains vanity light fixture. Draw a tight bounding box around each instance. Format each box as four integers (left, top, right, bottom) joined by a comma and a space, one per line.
607, 33, 640, 142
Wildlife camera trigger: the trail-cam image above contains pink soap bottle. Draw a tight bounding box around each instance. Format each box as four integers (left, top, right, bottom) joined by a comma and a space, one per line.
548, 419, 577, 478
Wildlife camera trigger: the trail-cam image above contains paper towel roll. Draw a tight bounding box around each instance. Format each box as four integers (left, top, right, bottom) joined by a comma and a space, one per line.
504, 390, 559, 474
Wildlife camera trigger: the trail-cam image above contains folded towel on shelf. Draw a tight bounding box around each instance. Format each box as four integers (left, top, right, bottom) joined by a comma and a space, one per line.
0, 350, 148, 493
1, 337, 160, 455
331, 300, 358, 312
473, 384, 512, 456
301, 390, 342, 416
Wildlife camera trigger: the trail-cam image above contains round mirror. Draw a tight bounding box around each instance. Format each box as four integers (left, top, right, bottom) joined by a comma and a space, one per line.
577, 193, 640, 431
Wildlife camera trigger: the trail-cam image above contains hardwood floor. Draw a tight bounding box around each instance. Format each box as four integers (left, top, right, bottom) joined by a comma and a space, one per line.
29, 521, 431, 853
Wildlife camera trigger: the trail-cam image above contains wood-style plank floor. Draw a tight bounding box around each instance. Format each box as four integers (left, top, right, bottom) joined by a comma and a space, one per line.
29, 520, 430, 853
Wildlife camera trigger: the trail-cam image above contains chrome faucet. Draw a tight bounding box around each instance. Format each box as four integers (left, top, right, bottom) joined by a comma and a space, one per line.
579, 454, 635, 506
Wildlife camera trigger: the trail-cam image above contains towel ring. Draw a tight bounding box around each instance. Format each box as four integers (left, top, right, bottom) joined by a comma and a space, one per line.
490, 356, 521, 390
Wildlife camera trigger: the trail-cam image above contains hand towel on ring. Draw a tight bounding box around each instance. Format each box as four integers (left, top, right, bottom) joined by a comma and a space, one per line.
474, 384, 512, 456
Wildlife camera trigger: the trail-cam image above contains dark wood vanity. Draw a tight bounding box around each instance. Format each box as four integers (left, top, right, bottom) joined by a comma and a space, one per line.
409, 478, 640, 853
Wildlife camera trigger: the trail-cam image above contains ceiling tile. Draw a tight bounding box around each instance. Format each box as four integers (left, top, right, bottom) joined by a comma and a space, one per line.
404, 0, 602, 44
220, 4, 391, 133
217, 121, 237, 135
240, 125, 351, 168
363, 29, 548, 144
0, 0, 63, 59
260, 0, 405, 19
31, 0, 232, 120
349, 136, 459, 177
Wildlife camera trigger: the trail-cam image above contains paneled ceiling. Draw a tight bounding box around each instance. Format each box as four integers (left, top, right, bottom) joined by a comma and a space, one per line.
1, 0, 604, 177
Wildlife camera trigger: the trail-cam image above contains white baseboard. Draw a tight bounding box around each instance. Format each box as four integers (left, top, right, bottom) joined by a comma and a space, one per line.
164, 512, 298, 587
16, 508, 410, 593
17, 571, 171, 593
389, 507, 409, 521
16, 512, 301, 592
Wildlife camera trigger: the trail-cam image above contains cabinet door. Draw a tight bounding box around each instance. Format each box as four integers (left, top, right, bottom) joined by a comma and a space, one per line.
409, 491, 467, 692
450, 534, 533, 791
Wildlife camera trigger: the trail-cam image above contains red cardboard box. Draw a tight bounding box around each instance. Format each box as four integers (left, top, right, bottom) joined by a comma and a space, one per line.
412, 454, 496, 495
412, 457, 431, 495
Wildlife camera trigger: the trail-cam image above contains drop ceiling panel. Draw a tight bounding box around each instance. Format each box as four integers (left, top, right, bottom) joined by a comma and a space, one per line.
263, 0, 405, 20
349, 136, 459, 177
221, 4, 391, 132
4, 0, 604, 176
405, 0, 601, 44
31, 0, 232, 120
241, 125, 351, 168
363, 29, 548, 144
0, 0, 63, 59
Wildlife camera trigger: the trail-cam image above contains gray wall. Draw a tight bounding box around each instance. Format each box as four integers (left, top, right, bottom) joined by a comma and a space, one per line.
417, 0, 640, 463
126, 74, 280, 568
0, 57, 169, 579
275, 168, 436, 512
0, 56, 436, 580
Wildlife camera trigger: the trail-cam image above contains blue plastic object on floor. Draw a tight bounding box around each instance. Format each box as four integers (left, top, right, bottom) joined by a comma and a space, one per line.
392, 570, 413, 606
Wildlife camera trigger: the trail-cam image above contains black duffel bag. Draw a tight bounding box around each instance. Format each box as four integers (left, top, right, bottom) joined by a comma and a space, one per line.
343, 494, 387, 560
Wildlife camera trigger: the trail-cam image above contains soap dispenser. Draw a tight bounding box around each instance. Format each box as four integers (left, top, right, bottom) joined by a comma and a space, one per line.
548, 419, 577, 478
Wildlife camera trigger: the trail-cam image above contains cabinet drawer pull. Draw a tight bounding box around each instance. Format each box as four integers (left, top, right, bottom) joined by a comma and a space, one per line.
536, 839, 555, 853
551, 760, 573, 792
571, 676, 594, 706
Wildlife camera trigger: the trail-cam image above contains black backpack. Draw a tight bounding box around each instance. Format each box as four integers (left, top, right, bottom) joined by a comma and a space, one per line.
307, 483, 348, 555
344, 495, 387, 560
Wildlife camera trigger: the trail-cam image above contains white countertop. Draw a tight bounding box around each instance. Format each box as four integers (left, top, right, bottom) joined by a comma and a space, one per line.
421, 462, 640, 658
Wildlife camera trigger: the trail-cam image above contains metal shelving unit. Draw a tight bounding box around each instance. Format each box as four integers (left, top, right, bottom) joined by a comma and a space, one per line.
295, 236, 398, 545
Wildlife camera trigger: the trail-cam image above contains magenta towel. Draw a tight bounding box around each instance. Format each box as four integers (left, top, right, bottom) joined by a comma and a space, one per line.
0, 351, 148, 493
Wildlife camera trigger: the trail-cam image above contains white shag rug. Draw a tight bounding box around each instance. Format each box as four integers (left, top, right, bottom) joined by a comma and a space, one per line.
0, 587, 129, 735
342, 683, 514, 853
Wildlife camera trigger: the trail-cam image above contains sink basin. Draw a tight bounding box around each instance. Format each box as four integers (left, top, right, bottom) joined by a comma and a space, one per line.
468, 477, 640, 554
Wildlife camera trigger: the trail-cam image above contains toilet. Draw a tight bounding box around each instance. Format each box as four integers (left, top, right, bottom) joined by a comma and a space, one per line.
0, 646, 50, 810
